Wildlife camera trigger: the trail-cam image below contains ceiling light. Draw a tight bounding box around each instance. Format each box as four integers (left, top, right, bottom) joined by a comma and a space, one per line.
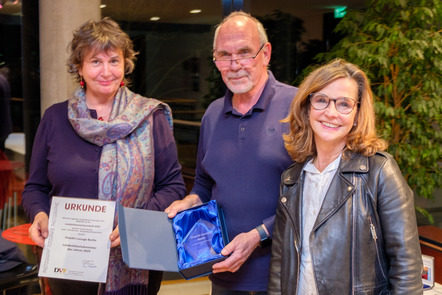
190, 9, 201, 14
150, 16, 160, 21
100, 4, 106, 8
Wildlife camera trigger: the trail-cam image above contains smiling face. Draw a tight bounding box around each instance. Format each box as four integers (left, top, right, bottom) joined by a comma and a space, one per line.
213, 16, 270, 95
78, 47, 125, 102
309, 77, 359, 150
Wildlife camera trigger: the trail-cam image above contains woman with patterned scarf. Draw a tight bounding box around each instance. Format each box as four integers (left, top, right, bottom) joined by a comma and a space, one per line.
22, 18, 187, 295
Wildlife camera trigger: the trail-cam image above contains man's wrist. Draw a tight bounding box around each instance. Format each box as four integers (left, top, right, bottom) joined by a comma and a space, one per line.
255, 225, 272, 247
186, 194, 202, 207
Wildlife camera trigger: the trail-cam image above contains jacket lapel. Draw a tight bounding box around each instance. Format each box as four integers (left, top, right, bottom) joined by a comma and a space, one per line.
312, 153, 369, 229
313, 171, 355, 229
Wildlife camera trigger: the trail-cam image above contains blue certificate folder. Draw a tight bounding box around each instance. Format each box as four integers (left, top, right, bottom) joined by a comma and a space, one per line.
118, 200, 229, 279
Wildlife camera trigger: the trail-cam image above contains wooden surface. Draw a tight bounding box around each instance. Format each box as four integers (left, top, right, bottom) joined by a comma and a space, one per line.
419, 226, 442, 284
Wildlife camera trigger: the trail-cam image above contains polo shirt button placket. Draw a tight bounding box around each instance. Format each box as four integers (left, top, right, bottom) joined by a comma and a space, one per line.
238, 118, 247, 140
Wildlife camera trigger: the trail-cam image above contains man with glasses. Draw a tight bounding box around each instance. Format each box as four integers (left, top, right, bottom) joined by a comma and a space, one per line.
166, 11, 297, 294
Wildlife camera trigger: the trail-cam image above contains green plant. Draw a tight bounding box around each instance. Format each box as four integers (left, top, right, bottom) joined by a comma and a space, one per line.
315, 0, 441, 204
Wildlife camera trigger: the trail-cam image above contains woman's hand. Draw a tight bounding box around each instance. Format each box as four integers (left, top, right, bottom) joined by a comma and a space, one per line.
28, 212, 49, 248
109, 225, 120, 248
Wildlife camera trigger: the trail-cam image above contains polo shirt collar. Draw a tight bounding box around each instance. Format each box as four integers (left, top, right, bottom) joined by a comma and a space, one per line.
223, 71, 276, 116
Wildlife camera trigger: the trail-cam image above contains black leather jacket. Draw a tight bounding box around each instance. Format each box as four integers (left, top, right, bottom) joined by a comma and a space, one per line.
268, 151, 423, 295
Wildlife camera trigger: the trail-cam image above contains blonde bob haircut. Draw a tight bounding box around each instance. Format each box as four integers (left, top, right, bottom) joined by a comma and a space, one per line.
66, 17, 137, 85
282, 58, 387, 163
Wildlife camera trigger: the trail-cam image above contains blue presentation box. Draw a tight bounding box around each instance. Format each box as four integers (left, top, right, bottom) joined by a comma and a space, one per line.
118, 200, 229, 279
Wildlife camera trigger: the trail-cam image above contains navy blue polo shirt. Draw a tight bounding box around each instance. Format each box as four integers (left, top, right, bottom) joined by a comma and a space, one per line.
191, 71, 297, 291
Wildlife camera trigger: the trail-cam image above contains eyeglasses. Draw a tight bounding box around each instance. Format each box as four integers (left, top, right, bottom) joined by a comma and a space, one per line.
309, 92, 358, 114
213, 43, 265, 69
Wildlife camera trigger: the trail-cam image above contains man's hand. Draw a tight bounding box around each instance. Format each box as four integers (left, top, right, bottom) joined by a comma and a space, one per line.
164, 194, 202, 218
212, 228, 261, 273
109, 225, 120, 248
28, 212, 49, 248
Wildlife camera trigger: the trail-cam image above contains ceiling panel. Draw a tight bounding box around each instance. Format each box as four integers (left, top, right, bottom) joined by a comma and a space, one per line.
0, 0, 366, 24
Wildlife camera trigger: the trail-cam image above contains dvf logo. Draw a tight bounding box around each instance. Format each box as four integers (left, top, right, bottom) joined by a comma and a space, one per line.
54, 267, 67, 273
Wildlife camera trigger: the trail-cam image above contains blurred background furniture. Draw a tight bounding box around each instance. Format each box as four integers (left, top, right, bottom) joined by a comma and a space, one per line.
0, 228, 39, 295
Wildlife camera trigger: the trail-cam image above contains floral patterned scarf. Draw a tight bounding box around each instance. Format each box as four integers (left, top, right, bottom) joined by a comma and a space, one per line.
68, 86, 172, 292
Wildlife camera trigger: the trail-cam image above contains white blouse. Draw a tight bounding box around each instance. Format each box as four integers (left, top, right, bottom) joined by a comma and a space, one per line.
297, 154, 341, 295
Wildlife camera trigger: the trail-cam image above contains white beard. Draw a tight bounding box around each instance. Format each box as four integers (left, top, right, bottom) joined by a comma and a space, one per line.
225, 71, 253, 94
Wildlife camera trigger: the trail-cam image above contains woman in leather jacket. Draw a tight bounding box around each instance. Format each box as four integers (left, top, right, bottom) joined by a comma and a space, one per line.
268, 59, 423, 295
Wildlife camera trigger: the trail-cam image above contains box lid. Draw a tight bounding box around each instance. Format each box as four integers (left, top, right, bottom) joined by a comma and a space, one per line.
118, 203, 179, 272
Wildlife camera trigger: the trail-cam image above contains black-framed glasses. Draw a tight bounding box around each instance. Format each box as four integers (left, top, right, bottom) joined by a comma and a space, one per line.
309, 92, 358, 114
213, 43, 265, 69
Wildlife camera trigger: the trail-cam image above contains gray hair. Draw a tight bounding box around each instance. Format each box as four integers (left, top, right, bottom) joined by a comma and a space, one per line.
213, 11, 268, 49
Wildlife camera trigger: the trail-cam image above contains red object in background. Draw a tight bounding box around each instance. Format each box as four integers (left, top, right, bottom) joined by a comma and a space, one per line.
419, 225, 442, 284
0, 152, 13, 210
0, 149, 26, 209
1, 223, 35, 245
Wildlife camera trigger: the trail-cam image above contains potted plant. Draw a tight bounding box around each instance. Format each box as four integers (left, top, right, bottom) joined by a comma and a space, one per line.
314, 0, 441, 221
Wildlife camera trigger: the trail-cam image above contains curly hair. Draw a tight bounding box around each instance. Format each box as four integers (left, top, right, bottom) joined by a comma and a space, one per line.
66, 17, 137, 85
283, 58, 387, 162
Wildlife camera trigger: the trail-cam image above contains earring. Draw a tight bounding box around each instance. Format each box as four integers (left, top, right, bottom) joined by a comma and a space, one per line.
120, 80, 125, 87
353, 123, 357, 126
80, 76, 85, 88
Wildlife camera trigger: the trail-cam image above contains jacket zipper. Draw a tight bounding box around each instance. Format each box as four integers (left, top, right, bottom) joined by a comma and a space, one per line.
294, 238, 300, 294
281, 191, 301, 294
369, 216, 387, 279
351, 173, 356, 295
370, 222, 377, 240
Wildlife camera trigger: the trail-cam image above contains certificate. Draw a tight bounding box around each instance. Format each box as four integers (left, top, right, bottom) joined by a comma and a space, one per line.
38, 196, 116, 283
